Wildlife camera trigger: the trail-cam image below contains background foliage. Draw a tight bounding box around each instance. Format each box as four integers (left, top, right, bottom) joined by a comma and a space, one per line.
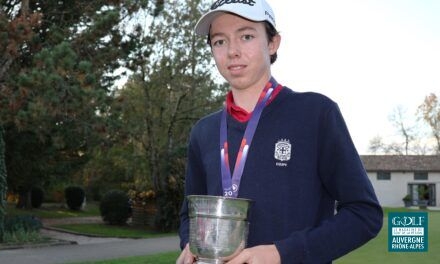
0, 0, 225, 231
2, 0, 437, 235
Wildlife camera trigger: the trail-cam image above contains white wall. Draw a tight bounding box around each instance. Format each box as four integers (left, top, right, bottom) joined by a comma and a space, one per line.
436, 182, 440, 208
367, 171, 440, 207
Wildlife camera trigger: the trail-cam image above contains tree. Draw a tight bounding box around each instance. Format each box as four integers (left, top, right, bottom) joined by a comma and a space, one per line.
367, 136, 383, 154
389, 106, 417, 155
136, 0, 226, 190
0, 0, 42, 82
0, 0, 164, 207
418, 93, 440, 154
368, 105, 432, 155
367, 135, 406, 155
0, 126, 6, 242
0, 0, 41, 230
103, 0, 227, 230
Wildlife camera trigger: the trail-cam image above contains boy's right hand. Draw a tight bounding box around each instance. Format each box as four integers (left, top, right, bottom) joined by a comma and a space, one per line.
176, 243, 196, 264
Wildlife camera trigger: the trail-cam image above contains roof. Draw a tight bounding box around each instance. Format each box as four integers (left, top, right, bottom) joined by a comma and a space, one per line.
361, 155, 440, 172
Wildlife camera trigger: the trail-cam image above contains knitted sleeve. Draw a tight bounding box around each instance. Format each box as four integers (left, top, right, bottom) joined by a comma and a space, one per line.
274, 102, 383, 263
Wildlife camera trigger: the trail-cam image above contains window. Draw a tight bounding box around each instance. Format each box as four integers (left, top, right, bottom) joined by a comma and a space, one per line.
414, 172, 428, 180
377, 171, 391, 180
408, 183, 436, 206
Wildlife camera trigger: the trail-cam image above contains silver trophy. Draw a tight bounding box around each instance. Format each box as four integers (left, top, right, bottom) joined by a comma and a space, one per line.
188, 195, 252, 264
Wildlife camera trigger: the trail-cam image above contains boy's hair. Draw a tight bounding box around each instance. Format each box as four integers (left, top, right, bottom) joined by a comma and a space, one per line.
207, 21, 279, 64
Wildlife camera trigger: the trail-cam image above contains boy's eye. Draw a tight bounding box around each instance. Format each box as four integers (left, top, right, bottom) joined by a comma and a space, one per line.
242, 34, 254, 41
213, 39, 226, 46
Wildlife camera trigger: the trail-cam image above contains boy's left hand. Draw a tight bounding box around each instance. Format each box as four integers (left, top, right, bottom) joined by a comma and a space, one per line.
227, 244, 281, 264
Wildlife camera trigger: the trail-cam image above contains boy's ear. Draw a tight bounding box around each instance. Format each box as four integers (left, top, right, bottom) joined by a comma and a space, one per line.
269, 34, 281, 55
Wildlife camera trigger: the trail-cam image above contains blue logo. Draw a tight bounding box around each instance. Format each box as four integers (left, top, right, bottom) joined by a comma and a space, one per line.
388, 212, 428, 252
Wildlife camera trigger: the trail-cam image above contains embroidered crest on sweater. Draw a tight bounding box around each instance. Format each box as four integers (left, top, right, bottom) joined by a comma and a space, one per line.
274, 139, 291, 166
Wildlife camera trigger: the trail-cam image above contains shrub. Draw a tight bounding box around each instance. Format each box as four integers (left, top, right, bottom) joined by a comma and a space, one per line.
3, 215, 43, 244
31, 186, 44, 208
46, 183, 66, 203
88, 185, 102, 201
3, 229, 42, 244
4, 215, 42, 233
100, 190, 131, 225
65, 186, 85, 210
155, 180, 183, 232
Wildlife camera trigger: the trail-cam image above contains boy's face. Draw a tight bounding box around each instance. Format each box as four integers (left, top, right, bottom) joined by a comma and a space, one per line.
209, 13, 280, 92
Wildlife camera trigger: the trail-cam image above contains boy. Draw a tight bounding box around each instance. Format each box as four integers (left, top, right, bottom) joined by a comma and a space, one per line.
177, 1, 383, 263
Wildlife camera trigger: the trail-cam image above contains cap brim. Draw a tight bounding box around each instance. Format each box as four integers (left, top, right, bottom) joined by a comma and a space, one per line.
195, 11, 274, 36
194, 11, 224, 36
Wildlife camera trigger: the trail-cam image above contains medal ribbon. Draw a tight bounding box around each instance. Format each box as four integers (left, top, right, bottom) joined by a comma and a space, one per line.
220, 77, 280, 197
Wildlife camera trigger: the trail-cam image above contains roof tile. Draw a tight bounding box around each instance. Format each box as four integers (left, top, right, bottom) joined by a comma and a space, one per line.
361, 155, 440, 172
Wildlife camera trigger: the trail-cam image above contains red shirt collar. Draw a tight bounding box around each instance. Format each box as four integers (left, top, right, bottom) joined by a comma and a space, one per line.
226, 83, 283, 122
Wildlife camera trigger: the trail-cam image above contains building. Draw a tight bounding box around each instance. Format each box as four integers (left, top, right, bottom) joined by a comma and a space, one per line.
361, 155, 440, 208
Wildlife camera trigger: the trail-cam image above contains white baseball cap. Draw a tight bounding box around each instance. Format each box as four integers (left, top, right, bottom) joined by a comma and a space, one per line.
195, 0, 276, 36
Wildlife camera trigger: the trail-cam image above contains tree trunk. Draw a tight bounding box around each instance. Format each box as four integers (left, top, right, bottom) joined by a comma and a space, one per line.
16, 190, 32, 209
0, 126, 7, 242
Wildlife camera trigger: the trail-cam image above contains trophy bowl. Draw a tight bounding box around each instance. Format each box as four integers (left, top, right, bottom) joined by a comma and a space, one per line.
188, 195, 253, 264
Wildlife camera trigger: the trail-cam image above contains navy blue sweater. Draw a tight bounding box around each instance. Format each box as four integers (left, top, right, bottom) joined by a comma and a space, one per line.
179, 87, 383, 263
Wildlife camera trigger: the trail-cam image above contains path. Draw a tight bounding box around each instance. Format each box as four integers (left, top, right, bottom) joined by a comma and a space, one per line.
0, 216, 180, 263
0, 235, 180, 264
39, 216, 137, 245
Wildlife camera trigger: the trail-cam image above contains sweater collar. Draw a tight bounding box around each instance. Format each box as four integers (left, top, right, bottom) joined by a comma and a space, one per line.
226, 83, 283, 123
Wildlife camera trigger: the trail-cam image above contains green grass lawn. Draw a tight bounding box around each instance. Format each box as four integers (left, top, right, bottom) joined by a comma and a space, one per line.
7, 203, 439, 263
7, 201, 177, 240
6, 202, 100, 218
71, 251, 180, 264
54, 223, 177, 239
74, 208, 440, 264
